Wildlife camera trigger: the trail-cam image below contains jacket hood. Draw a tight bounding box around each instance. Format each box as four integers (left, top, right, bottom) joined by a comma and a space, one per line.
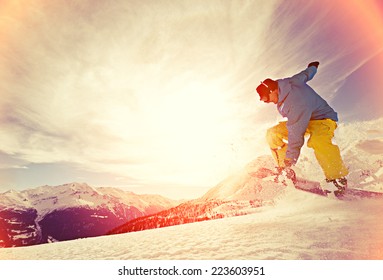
277, 78, 291, 103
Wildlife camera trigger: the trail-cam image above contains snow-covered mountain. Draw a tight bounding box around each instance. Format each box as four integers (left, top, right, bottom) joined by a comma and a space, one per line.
0, 183, 179, 248
109, 156, 285, 235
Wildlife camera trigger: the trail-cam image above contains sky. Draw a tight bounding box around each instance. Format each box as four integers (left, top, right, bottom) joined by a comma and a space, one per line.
1, 0, 383, 199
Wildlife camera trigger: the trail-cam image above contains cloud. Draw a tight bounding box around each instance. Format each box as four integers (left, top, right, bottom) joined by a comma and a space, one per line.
0, 0, 273, 185
0, 151, 28, 170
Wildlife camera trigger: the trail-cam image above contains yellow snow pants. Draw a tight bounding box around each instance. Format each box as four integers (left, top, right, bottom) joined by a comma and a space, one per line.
266, 119, 349, 180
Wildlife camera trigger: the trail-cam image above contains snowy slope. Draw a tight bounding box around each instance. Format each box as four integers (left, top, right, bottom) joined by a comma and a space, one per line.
200, 156, 283, 201
1, 185, 382, 260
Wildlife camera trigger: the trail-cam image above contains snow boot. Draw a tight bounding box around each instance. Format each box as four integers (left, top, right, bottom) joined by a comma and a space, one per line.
326, 177, 347, 196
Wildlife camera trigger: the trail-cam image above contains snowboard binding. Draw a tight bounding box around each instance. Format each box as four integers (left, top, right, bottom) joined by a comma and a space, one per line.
326, 177, 348, 196
276, 167, 297, 184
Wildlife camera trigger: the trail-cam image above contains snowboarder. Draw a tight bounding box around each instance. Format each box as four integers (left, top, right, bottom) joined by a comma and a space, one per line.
256, 61, 349, 194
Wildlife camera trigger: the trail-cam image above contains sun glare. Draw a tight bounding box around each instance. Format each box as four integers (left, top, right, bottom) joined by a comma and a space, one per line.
138, 80, 239, 186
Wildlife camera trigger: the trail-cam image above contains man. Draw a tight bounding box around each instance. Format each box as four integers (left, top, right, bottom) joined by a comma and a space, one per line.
256, 61, 349, 193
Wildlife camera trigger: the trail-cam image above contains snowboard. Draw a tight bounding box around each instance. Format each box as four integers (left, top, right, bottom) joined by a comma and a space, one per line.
249, 167, 383, 200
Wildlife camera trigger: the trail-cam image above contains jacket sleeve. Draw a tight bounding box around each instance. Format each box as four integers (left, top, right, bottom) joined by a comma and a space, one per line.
290, 66, 317, 84
285, 102, 312, 164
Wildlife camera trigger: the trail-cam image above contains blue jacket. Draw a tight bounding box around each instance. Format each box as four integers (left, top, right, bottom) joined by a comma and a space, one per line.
276, 66, 338, 163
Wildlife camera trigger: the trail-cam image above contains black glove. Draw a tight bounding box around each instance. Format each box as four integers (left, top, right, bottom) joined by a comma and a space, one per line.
308, 61, 320, 68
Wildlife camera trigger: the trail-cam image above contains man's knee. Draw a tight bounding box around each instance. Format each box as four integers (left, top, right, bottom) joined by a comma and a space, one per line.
307, 135, 332, 149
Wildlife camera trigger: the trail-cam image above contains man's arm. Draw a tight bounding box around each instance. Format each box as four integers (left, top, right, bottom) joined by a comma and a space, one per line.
290, 61, 320, 84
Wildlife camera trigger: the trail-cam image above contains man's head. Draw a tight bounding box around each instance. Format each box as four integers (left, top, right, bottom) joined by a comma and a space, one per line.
256, 78, 279, 104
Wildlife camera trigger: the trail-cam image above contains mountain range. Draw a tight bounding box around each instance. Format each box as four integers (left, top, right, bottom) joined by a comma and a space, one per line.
0, 183, 179, 247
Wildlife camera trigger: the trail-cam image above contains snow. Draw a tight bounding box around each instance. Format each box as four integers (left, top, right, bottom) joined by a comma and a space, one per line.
1, 184, 382, 260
